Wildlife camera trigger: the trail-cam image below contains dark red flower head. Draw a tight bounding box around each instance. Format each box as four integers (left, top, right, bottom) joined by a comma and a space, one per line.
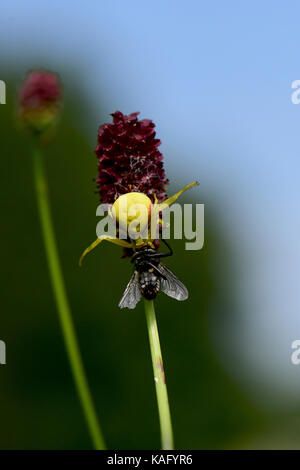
18, 70, 62, 133
95, 111, 168, 203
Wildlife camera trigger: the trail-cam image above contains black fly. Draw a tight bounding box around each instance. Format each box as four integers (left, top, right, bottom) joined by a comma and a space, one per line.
119, 240, 188, 309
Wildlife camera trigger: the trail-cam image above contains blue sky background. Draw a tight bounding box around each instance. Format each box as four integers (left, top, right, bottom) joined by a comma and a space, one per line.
1, 0, 300, 405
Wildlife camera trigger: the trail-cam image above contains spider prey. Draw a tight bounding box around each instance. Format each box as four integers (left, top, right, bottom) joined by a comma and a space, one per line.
119, 239, 188, 309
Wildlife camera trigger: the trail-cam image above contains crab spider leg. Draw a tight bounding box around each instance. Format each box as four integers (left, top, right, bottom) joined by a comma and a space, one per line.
79, 236, 132, 266
157, 181, 199, 212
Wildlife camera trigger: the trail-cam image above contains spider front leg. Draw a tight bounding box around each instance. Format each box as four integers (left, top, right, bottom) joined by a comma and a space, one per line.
146, 239, 173, 260
161, 239, 173, 256
79, 235, 132, 266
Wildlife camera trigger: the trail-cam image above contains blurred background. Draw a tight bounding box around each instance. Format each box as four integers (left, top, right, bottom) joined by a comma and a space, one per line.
1, 0, 300, 449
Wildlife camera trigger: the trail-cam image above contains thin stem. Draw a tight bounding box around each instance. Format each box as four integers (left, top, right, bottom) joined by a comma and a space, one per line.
32, 145, 106, 450
144, 299, 174, 450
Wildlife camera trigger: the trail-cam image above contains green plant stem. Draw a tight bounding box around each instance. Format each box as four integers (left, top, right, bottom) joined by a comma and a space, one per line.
144, 299, 174, 450
32, 145, 105, 450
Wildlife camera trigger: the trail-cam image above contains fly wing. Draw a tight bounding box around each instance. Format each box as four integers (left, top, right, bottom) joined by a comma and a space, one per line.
158, 264, 189, 301
118, 271, 142, 309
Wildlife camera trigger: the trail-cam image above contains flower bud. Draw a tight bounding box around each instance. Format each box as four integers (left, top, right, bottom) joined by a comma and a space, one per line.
18, 70, 62, 134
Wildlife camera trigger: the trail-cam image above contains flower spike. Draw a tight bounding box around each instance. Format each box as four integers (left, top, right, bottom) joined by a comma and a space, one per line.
95, 111, 168, 204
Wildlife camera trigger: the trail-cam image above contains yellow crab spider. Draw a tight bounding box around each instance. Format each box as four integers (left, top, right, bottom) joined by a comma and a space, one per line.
79, 181, 199, 266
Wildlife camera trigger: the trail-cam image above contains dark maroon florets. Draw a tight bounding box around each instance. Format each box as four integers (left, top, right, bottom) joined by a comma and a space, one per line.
95, 111, 168, 203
